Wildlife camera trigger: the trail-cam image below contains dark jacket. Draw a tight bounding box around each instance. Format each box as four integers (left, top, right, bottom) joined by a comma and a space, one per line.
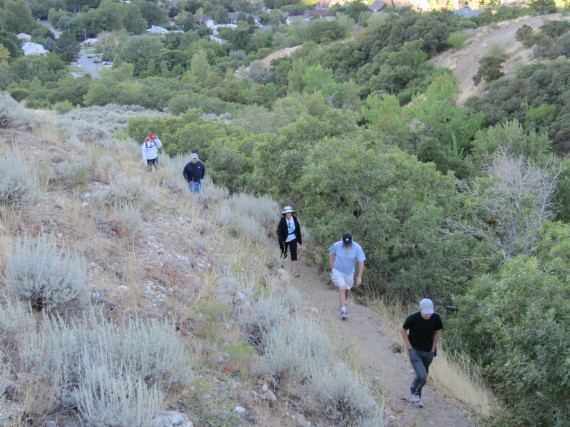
277, 215, 302, 252
183, 160, 205, 183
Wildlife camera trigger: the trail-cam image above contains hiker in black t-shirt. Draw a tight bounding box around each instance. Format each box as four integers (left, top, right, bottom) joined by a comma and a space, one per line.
401, 298, 443, 408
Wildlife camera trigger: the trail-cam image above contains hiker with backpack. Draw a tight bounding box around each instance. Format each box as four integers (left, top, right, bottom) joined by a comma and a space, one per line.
142, 133, 162, 171
276, 205, 303, 277
328, 233, 366, 320
183, 153, 205, 193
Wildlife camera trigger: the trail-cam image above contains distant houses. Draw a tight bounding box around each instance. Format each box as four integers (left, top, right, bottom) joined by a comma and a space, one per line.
369, 0, 388, 13
17, 33, 32, 42
453, 7, 483, 18
147, 25, 169, 34
21, 42, 48, 57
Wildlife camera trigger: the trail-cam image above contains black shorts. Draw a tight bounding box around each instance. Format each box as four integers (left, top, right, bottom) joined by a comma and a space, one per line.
285, 239, 298, 261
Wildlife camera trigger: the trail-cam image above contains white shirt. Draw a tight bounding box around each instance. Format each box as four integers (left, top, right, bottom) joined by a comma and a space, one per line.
285, 217, 296, 243
142, 138, 162, 161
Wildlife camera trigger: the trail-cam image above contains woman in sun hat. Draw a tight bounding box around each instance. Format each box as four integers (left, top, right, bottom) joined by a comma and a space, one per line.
276, 205, 303, 277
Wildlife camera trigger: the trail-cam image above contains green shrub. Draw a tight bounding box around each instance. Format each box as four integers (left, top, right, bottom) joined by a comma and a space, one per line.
6, 234, 90, 311
447, 30, 468, 49
54, 100, 73, 114
0, 146, 40, 207
452, 230, 570, 426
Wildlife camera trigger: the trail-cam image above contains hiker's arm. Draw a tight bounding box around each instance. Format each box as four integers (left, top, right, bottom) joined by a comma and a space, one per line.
356, 261, 364, 286
401, 328, 412, 350
329, 253, 335, 270
431, 329, 441, 353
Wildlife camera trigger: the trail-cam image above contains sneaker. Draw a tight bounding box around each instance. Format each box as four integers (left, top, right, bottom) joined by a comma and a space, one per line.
344, 304, 350, 314
410, 394, 423, 408
293, 270, 300, 277
340, 308, 347, 320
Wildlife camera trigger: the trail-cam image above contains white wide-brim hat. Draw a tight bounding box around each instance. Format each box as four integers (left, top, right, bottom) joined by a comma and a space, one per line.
282, 206, 295, 214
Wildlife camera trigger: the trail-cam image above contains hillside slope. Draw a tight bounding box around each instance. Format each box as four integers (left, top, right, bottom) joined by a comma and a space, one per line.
0, 101, 488, 426
431, 13, 566, 105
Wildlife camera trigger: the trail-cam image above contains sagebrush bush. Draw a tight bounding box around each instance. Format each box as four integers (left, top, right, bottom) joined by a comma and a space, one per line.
309, 363, 383, 426
242, 285, 303, 338
20, 310, 192, 419
99, 174, 158, 211
75, 366, 164, 427
0, 146, 40, 207
53, 155, 91, 187
114, 203, 143, 234
0, 296, 35, 360
56, 104, 164, 136
157, 154, 191, 194
214, 193, 277, 242
7, 234, 90, 311
227, 193, 279, 233
0, 93, 43, 129
256, 316, 332, 382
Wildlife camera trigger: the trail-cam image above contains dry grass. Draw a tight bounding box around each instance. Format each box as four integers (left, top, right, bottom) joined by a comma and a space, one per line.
0, 97, 390, 426
373, 299, 495, 417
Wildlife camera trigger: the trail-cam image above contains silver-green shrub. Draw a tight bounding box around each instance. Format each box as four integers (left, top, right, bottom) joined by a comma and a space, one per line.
99, 175, 158, 210
226, 193, 279, 233
242, 285, 303, 336
6, 234, 90, 311
257, 316, 332, 382
0, 296, 35, 360
0, 146, 40, 206
75, 365, 164, 427
158, 154, 191, 194
21, 310, 192, 420
309, 363, 384, 426
114, 203, 143, 234
0, 93, 43, 128
214, 193, 278, 243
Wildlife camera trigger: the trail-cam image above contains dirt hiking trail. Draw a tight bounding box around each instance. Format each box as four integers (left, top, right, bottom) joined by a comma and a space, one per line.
431, 13, 565, 105
291, 258, 476, 426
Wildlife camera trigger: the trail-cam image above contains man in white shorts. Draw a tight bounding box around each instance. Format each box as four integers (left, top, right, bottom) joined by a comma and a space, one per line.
328, 233, 366, 320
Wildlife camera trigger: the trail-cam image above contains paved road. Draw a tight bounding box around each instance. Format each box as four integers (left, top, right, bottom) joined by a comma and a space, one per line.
76, 53, 102, 78
39, 20, 103, 78
38, 20, 61, 39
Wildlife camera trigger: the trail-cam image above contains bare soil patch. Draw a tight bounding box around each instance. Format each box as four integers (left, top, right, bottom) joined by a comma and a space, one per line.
431, 13, 566, 105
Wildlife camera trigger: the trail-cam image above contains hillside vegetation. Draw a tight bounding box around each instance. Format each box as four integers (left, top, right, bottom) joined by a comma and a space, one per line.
0, 96, 386, 426
3, 0, 570, 424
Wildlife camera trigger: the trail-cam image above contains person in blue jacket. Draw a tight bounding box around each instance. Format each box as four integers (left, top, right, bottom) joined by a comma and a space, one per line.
183, 153, 205, 193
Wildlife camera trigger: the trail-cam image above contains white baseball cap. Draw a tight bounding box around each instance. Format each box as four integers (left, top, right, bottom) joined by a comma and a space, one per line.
420, 298, 434, 315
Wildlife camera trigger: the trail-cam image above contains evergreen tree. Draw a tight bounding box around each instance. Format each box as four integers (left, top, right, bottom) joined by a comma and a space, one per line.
55, 31, 80, 63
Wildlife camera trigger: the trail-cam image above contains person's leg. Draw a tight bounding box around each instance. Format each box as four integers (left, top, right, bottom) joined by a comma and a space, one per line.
331, 269, 348, 314
408, 349, 428, 397
189, 182, 200, 193
289, 240, 298, 276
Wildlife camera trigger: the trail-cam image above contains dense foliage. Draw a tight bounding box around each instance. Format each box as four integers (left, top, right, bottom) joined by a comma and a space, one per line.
6, 0, 570, 422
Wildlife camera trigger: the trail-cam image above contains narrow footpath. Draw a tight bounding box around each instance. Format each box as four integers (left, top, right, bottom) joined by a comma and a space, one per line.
292, 259, 476, 427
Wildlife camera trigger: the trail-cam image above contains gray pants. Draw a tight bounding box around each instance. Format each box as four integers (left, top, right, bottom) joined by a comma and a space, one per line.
408, 348, 434, 396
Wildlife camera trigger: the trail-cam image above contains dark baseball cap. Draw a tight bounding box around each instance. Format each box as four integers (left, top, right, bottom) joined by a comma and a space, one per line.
342, 233, 352, 246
